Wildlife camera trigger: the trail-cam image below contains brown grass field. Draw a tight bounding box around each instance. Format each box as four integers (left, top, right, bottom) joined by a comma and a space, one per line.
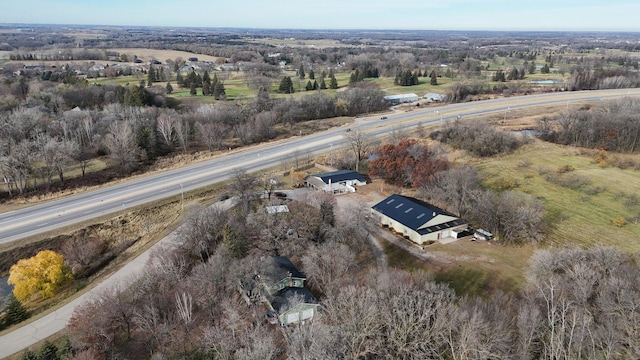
108, 48, 224, 63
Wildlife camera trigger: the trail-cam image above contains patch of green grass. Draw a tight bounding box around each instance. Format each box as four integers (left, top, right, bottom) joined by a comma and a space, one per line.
433, 265, 497, 298
381, 238, 527, 296
382, 240, 430, 272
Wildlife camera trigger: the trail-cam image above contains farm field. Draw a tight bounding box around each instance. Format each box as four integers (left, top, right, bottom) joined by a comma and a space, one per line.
108, 48, 224, 64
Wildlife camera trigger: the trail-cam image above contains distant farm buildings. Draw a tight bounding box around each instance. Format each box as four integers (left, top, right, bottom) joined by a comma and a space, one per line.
384, 93, 419, 105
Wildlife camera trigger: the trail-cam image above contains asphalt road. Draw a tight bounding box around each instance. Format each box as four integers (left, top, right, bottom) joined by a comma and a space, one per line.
2, 88, 640, 245
2, 89, 640, 358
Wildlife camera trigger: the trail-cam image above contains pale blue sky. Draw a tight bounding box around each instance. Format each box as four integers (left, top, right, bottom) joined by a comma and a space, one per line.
2, 0, 639, 31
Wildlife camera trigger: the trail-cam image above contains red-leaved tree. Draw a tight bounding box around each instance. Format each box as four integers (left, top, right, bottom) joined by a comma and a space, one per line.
369, 139, 449, 188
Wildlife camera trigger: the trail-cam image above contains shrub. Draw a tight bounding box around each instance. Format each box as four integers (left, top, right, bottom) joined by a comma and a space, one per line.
557, 164, 575, 173
584, 186, 607, 196
430, 120, 524, 157
612, 216, 627, 227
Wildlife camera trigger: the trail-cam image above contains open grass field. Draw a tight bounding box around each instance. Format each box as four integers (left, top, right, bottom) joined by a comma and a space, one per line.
473, 139, 640, 250
108, 48, 224, 63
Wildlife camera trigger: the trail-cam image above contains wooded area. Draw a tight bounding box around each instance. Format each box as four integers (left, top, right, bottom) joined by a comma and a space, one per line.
3, 26, 640, 360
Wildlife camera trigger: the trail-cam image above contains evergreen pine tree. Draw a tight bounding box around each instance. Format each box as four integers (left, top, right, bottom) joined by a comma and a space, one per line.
211, 73, 219, 90
202, 70, 211, 85
320, 78, 327, 89
309, 69, 315, 80
202, 82, 211, 96
18, 350, 37, 360
305, 80, 313, 91
445, 67, 452, 78
213, 81, 226, 99
36, 340, 58, 360
313, 80, 318, 90
222, 224, 248, 258
190, 82, 197, 95
202, 71, 212, 95
279, 76, 294, 93
298, 64, 305, 79
165, 82, 173, 94
329, 74, 338, 89
430, 70, 438, 85
147, 66, 155, 87
0, 294, 28, 329
412, 71, 420, 85
541, 64, 550, 73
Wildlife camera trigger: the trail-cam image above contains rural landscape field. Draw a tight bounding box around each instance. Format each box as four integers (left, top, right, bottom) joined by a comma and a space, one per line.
1, 9, 640, 359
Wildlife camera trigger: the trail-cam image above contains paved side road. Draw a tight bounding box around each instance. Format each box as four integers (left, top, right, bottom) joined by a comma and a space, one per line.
0, 198, 236, 359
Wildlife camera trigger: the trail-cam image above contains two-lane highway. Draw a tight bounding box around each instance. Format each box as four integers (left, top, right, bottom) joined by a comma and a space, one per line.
2, 88, 640, 244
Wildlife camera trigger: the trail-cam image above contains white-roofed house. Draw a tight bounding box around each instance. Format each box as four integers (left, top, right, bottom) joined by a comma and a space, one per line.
304, 169, 367, 195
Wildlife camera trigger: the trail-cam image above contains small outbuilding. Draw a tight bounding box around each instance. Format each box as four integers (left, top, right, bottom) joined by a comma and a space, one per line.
473, 229, 493, 241
371, 194, 468, 245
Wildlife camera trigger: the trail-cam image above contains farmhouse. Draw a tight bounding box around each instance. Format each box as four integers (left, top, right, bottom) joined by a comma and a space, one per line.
371, 194, 468, 245
384, 93, 419, 105
304, 169, 367, 195
240, 256, 318, 326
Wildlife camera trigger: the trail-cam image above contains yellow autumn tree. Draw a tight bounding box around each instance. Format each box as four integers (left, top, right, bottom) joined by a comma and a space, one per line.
8, 250, 73, 302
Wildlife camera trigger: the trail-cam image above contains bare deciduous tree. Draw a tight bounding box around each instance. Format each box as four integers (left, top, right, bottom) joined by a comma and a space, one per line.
344, 129, 372, 172
103, 121, 140, 172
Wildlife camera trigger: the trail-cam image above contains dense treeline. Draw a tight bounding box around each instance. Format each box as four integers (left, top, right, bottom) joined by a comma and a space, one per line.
0, 75, 387, 197
538, 98, 640, 152
63, 190, 640, 359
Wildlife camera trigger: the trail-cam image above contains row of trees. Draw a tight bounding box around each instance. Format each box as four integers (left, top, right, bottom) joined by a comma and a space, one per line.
0, 78, 388, 196
538, 98, 640, 152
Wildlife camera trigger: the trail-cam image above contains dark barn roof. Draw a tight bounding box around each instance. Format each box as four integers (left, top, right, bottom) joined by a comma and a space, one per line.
315, 169, 365, 185
371, 194, 466, 235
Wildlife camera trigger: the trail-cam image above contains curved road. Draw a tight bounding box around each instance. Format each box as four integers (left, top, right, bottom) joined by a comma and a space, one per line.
3, 88, 640, 245
1, 89, 640, 358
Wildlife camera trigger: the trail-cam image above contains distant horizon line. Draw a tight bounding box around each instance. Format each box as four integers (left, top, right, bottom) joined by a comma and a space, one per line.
1, 22, 639, 34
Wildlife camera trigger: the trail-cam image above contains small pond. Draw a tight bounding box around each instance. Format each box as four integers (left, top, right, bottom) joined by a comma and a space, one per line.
529, 79, 564, 85
0, 275, 13, 304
